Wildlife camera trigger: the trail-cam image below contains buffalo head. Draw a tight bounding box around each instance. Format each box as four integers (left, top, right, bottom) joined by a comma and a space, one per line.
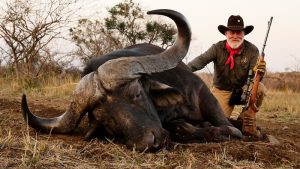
21, 9, 191, 152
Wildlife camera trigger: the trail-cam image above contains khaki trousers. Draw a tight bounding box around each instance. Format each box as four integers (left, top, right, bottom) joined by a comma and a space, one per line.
211, 83, 266, 118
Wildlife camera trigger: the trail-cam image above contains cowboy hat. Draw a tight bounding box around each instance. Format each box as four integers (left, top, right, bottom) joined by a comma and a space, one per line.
218, 15, 254, 35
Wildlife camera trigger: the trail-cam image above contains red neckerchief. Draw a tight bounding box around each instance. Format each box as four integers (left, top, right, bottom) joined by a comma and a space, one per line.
225, 42, 242, 70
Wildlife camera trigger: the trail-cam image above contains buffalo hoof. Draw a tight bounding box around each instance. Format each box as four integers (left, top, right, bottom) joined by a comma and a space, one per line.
226, 126, 243, 139
84, 127, 97, 141
213, 125, 242, 142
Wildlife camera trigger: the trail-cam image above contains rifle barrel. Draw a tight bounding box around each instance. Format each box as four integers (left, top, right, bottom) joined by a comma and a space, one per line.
261, 16, 273, 56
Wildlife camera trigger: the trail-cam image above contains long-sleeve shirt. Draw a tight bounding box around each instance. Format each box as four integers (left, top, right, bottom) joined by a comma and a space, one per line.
187, 40, 259, 91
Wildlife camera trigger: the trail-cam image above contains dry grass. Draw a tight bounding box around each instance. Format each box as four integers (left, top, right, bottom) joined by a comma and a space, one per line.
0, 129, 13, 149
231, 89, 300, 123
0, 75, 79, 99
1, 72, 300, 169
1, 132, 271, 169
260, 89, 300, 123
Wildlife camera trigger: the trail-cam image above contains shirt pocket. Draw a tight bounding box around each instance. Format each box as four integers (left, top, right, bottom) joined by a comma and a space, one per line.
234, 56, 249, 84
239, 56, 250, 69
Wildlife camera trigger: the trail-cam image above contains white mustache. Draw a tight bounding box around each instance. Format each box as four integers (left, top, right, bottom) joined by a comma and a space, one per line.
227, 39, 243, 49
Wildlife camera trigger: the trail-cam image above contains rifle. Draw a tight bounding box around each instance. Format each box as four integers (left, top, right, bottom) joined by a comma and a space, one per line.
241, 17, 273, 136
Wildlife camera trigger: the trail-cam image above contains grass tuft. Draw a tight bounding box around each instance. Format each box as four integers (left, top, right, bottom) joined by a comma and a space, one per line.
0, 129, 13, 149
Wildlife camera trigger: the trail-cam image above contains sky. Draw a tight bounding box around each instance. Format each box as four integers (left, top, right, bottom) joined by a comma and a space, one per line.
77, 0, 300, 72
1, 0, 299, 72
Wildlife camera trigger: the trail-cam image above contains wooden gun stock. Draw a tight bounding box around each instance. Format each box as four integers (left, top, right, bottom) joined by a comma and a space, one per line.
242, 17, 273, 136
242, 57, 264, 136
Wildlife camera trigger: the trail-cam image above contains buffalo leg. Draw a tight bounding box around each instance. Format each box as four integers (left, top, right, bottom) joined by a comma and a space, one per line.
164, 119, 242, 143
84, 124, 110, 141
197, 85, 234, 127
84, 110, 107, 140
87, 110, 96, 127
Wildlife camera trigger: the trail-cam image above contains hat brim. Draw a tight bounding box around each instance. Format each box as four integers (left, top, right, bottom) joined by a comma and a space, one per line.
218, 25, 254, 35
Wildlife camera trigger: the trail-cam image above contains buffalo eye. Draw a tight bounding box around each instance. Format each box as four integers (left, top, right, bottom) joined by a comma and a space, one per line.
132, 90, 142, 101
134, 92, 141, 99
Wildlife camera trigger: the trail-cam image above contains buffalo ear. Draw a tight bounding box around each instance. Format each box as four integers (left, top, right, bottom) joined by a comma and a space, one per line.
149, 81, 184, 108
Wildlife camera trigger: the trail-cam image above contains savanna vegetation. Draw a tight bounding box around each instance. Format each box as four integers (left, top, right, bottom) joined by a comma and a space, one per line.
0, 0, 176, 86
1, 72, 299, 168
0, 0, 299, 168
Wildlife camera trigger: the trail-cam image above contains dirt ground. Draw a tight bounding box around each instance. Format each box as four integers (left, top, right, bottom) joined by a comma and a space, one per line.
0, 96, 299, 168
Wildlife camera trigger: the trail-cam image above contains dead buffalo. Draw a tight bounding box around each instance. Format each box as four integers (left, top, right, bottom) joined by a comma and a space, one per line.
21, 9, 242, 152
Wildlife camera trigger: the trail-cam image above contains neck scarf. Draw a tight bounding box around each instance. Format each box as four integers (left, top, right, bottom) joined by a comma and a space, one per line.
225, 42, 242, 70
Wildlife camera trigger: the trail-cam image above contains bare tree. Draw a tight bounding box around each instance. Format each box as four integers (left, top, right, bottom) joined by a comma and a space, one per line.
0, 0, 77, 80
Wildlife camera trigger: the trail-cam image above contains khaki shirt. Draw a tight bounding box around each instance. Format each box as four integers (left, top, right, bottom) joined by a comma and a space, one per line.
188, 40, 259, 91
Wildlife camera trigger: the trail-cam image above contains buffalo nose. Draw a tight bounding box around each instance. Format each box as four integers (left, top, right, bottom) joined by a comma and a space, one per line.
144, 131, 156, 147
142, 129, 170, 151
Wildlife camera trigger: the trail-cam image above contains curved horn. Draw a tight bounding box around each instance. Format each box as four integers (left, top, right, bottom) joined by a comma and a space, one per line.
21, 9, 191, 133
144, 9, 191, 71
21, 73, 105, 133
22, 94, 73, 133
98, 9, 192, 90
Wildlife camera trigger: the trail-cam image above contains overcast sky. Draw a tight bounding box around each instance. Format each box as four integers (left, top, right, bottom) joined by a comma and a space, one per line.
77, 0, 300, 72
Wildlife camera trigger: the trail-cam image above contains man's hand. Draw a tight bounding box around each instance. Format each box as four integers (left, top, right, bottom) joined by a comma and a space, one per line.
253, 60, 266, 74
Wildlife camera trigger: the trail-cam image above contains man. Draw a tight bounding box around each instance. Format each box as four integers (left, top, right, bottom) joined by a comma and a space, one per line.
187, 15, 266, 118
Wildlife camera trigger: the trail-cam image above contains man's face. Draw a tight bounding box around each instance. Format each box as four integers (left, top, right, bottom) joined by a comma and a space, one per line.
225, 30, 245, 49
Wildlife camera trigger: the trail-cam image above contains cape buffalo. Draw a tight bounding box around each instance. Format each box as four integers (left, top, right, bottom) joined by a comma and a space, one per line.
21, 9, 242, 152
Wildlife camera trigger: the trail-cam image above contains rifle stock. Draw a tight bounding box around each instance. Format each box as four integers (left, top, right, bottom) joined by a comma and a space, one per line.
242, 57, 264, 136
242, 17, 273, 136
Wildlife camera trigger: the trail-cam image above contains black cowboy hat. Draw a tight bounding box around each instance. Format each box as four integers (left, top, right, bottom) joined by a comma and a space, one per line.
218, 15, 254, 35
